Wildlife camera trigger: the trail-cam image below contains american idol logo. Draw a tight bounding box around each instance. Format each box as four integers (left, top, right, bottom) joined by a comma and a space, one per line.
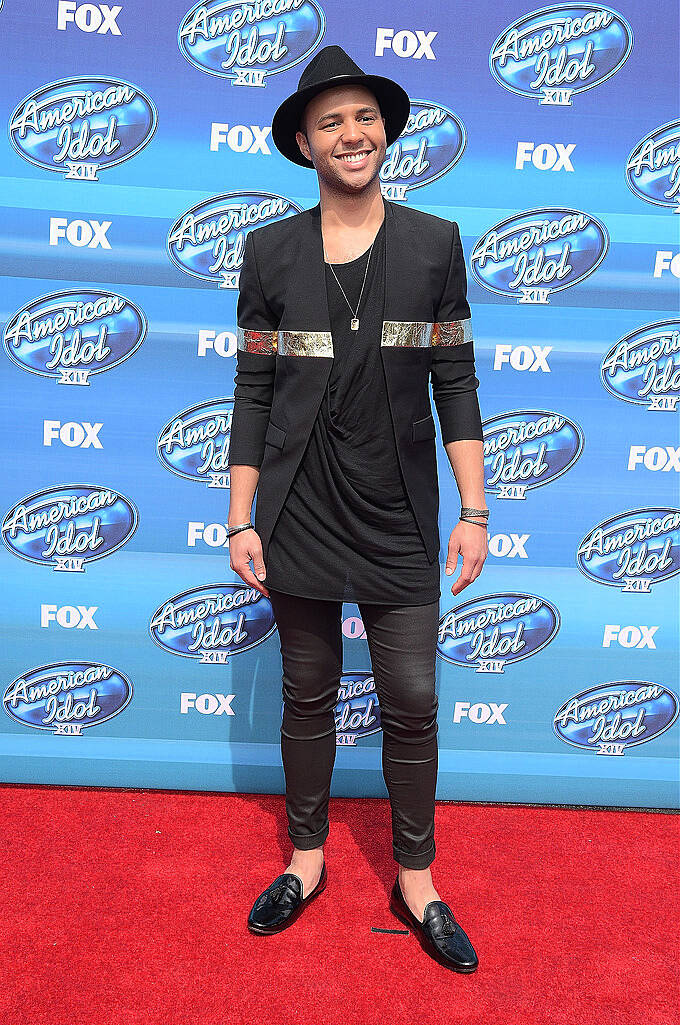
626, 120, 680, 212
576, 508, 680, 593
167, 191, 302, 288
470, 208, 608, 304
2, 485, 138, 572
177, 0, 325, 86
438, 592, 560, 673
4, 289, 147, 386
157, 398, 234, 488
554, 681, 678, 756
483, 410, 583, 500
489, 5, 633, 105
4, 662, 133, 736
380, 100, 465, 202
149, 583, 276, 663
601, 320, 680, 412
335, 671, 381, 745
9, 77, 157, 181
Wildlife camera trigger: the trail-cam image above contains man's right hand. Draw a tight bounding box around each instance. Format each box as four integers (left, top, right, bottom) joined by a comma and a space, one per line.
229, 527, 269, 597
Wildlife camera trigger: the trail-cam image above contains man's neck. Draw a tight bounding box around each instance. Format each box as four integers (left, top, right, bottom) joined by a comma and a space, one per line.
318, 180, 385, 232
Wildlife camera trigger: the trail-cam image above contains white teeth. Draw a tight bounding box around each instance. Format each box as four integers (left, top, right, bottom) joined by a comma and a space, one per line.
339, 152, 369, 163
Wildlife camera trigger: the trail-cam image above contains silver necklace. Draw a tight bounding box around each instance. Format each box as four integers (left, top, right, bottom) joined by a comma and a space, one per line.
323, 237, 376, 331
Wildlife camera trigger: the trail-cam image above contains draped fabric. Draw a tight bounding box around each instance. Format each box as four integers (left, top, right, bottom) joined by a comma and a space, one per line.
264, 219, 440, 605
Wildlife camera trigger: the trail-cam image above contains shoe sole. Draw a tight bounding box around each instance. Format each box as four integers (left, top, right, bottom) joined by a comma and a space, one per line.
247, 872, 327, 935
389, 897, 478, 973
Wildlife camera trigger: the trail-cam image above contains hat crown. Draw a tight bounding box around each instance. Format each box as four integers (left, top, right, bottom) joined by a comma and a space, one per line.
297, 45, 365, 92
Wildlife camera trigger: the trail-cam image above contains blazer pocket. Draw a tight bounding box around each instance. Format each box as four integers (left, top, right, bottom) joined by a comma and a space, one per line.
265, 419, 287, 450
412, 413, 436, 443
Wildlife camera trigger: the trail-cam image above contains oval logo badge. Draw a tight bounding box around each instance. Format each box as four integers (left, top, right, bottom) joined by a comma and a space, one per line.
437, 592, 560, 671
167, 191, 302, 288
554, 681, 678, 755
600, 319, 680, 410
2, 485, 138, 571
4, 289, 147, 386
576, 508, 680, 591
489, 5, 633, 104
335, 671, 381, 743
157, 398, 233, 487
9, 77, 157, 180
4, 662, 133, 734
470, 208, 608, 302
483, 410, 584, 498
626, 119, 680, 211
380, 99, 466, 202
149, 583, 276, 661
177, 0, 326, 85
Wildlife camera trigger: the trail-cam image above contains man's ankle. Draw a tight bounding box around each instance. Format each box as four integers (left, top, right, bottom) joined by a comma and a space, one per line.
399, 865, 432, 881
291, 846, 324, 860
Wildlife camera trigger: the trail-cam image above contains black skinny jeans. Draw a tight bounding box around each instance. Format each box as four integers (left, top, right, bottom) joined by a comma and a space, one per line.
268, 588, 440, 870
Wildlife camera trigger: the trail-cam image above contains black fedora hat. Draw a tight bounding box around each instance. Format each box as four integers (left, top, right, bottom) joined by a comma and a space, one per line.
271, 44, 411, 169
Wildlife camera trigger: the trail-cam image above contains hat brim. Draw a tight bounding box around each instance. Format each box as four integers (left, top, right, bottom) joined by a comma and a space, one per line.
271, 73, 411, 169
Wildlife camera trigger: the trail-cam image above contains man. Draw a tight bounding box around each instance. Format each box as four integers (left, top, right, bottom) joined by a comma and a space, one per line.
227, 45, 488, 972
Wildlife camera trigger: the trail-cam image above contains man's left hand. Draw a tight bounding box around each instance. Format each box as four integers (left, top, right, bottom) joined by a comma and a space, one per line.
445, 520, 488, 595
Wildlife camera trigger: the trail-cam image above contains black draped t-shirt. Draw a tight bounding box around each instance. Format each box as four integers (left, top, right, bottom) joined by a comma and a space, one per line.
263, 218, 441, 606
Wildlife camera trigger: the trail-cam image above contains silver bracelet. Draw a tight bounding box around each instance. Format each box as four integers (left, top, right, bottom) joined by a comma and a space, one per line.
459, 516, 488, 528
227, 521, 254, 538
461, 506, 489, 518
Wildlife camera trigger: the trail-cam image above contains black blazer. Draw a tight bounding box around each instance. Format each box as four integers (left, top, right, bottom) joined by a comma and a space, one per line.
229, 198, 483, 564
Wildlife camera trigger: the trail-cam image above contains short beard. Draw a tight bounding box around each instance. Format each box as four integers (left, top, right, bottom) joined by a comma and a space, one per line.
314, 145, 386, 196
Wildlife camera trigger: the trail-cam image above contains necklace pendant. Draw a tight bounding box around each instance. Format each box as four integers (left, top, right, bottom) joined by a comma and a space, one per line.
351, 317, 359, 331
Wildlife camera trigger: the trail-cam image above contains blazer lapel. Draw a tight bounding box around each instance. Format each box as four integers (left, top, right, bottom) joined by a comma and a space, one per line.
382, 197, 429, 322
383, 197, 399, 322
279, 202, 332, 337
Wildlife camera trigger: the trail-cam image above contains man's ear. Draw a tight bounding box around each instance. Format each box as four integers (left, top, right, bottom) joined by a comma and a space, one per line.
295, 130, 311, 161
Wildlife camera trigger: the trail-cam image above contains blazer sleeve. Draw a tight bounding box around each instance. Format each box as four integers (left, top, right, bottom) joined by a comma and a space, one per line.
228, 228, 278, 469
430, 220, 484, 445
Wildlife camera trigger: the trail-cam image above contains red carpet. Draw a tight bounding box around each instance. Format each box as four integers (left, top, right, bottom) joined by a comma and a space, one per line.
1, 785, 677, 1025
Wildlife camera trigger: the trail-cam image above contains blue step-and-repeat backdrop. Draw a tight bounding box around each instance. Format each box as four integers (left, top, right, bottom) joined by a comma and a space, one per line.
1, 1, 679, 809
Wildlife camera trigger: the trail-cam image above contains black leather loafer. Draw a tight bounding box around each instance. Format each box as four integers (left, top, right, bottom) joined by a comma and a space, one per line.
389, 876, 479, 972
247, 859, 327, 934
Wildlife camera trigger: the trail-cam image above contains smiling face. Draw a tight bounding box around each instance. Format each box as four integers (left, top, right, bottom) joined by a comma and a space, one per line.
295, 83, 387, 193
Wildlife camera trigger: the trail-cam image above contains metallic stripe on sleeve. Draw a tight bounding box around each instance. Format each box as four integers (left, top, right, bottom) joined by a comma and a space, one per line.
380, 321, 434, 347
237, 327, 278, 354
431, 318, 473, 347
277, 330, 334, 357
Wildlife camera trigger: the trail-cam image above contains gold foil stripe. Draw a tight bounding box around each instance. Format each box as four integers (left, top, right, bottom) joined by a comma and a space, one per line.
237, 327, 277, 354
277, 330, 334, 357
380, 319, 473, 347
432, 318, 473, 347
380, 321, 433, 348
